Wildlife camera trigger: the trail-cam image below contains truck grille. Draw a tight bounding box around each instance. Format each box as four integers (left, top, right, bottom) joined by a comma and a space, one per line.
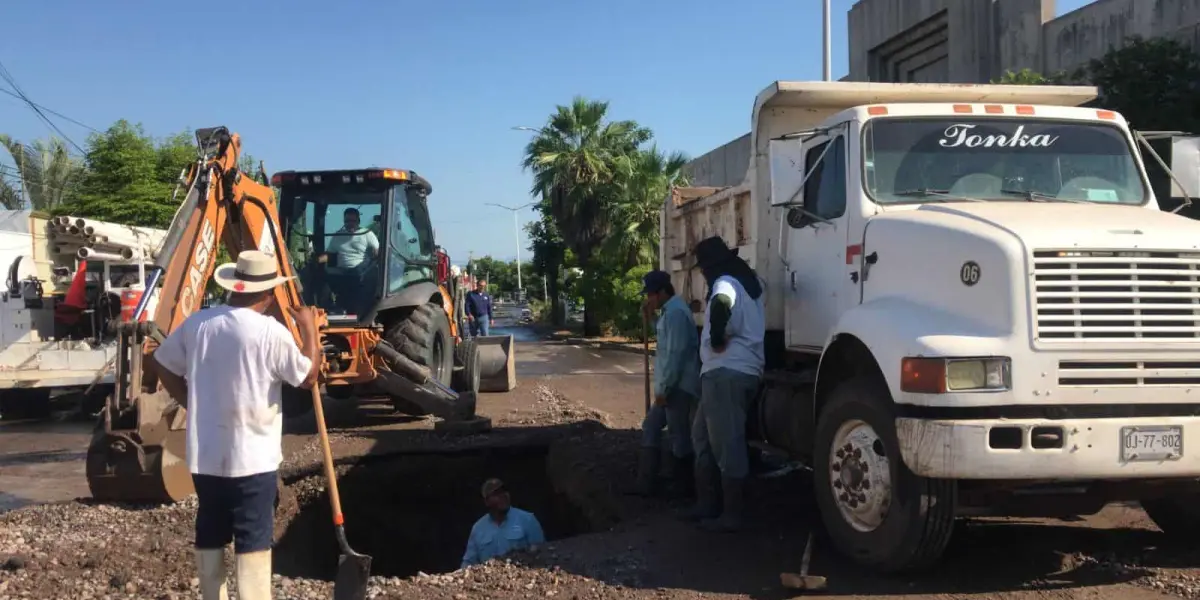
1033, 250, 1200, 341
1058, 360, 1200, 386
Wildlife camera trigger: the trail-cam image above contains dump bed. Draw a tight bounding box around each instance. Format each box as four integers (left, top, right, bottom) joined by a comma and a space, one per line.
660, 80, 1100, 330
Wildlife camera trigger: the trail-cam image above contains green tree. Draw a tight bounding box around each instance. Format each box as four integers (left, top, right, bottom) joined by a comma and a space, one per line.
0, 135, 84, 211
521, 96, 652, 336
59, 120, 179, 227
1086, 36, 1200, 133
525, 207, 567, 324
605, 146, 689, 268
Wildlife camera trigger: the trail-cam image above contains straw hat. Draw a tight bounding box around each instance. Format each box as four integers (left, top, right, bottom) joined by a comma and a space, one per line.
213, 250, 294, 294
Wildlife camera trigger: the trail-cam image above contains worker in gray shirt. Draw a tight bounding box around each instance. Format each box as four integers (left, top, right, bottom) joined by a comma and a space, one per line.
680, 236, 765, 533
632, 270, 701, 498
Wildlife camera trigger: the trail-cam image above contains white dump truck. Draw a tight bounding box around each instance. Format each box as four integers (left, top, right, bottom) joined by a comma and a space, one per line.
661, 81, 1200, 572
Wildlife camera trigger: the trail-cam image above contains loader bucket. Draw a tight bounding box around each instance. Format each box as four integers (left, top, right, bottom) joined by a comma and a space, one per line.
473, 335, 516, 392
85, 390, 195, 503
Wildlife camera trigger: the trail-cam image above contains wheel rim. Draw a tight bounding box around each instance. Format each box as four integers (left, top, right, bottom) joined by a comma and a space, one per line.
829, 419, 892, 532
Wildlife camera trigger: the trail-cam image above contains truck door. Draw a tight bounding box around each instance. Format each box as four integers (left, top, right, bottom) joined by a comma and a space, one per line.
785, 133, 850, 351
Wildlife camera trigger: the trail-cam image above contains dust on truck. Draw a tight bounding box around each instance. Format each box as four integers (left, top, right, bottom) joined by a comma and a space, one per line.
661, 80, 1200, 572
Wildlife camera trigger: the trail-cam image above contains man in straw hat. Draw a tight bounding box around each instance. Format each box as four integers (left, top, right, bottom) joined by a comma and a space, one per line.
152, 249, 322, 600
678, 235, 766, 533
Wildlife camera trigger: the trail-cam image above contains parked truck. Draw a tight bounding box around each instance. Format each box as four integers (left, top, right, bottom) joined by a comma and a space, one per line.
661, 81, 1200, 573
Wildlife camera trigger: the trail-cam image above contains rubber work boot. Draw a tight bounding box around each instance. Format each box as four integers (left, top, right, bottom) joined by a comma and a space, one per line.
235, 550, 274, 600
677, 457, 721, 521
630, 446, 661, 497
194, 548, 229, 600
668, 453, 695, 499
700, 477, 745, 533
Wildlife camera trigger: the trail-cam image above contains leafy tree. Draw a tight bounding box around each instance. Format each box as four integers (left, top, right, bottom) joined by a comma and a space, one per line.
521, 96, 652, 336
1086, 36, 1200, 133
605, 146, 689, 268
0, 135, 84, 211
525, 206, 567, 324
58, 120, 179, 227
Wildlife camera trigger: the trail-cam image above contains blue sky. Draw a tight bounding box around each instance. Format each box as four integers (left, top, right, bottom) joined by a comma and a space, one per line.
4, 0, 1093, 262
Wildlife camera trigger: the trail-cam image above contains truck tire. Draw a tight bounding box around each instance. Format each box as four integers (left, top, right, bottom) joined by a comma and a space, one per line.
452, 339, 482, 394
385, 302, 454, 414
813, 375, 956, 573
1141, 496, 1200, 538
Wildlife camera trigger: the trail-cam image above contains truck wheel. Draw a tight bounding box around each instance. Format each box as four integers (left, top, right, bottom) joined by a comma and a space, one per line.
385, 302, 454, 414
1141, 496, 1200, 538
452, 339, 481, 393
813, 376, 956, 573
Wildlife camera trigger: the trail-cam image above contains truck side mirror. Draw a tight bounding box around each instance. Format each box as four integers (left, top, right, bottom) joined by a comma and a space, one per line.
786, 207, 814, 229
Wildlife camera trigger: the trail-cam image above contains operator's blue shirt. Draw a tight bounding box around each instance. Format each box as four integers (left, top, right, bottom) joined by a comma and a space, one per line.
654, 295, 701, 400
460, 507, 545, 568
465, 290, 493, 319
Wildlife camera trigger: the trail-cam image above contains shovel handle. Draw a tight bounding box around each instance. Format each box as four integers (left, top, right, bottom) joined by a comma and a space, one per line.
642, 312, 651, 415
311, 384, 345, 525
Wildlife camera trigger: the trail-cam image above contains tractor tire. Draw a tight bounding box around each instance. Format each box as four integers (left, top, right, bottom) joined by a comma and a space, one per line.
813, 375, 957, 574
384, 302, 454, 414
452, 339, 482, 394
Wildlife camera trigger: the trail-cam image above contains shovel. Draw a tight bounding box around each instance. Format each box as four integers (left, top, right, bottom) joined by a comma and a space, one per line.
310, 384, 372, 600
779, 532, 827, 592
642, 311, 651, 415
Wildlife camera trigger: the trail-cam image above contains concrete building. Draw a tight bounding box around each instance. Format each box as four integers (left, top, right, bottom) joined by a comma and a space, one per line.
846, 0, 1200, 84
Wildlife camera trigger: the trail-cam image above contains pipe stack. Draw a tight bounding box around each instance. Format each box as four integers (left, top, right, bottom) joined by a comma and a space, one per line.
47, 215, 167, 262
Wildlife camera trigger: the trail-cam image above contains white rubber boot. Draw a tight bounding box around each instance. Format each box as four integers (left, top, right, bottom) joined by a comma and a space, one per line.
236, 550, 274, 600
194, 548, 229, 600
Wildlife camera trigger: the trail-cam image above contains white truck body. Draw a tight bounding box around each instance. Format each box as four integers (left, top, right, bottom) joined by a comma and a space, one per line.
661, 80, 1200, 571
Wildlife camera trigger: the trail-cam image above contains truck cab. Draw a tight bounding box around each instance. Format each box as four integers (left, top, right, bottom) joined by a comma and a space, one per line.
661, 81, 1200, 573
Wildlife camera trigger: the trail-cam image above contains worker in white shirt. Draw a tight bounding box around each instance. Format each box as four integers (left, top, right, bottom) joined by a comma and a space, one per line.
318, 207, 380, 315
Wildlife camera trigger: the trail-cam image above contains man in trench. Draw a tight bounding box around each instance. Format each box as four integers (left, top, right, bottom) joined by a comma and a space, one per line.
679, 235, 766, 533
461, 478, 546, 568
632, 270, 701, 498
151, 250, 323, 600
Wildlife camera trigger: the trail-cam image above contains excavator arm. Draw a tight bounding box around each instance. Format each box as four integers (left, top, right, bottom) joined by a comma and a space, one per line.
85, 126, 315, 503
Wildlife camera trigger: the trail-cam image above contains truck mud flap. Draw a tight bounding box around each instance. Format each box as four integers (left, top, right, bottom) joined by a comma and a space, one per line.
472, 334, 517, 392
374, 370, 478, 421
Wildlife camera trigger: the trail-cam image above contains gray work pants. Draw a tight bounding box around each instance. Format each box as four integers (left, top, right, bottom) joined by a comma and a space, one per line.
693, 367, 760, 479
641, 389, 698, 457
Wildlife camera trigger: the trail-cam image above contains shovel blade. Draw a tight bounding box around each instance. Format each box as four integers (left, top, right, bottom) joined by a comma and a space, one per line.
333, 553, 372, 600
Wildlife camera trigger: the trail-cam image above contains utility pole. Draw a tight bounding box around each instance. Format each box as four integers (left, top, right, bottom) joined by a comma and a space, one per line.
823, 0, 832, 81
485, 202, 535, 299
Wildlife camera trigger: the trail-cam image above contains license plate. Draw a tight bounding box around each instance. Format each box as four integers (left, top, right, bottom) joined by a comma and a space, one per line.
1120, 426, 1183, 462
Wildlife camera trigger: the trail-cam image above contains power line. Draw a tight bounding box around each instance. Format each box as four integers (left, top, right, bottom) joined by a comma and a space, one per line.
0, 86, 99, 133
0, 59, 88, 155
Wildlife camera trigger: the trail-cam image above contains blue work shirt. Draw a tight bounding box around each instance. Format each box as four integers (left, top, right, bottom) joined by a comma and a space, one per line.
460, 507, 545, 568
464, 290, 493, 319
654, 295, 701, 400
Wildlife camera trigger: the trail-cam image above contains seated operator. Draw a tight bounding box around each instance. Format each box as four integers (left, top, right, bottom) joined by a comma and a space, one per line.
317, 207, 379, 315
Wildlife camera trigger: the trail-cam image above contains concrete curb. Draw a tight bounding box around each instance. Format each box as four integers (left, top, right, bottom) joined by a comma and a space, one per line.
545, 334, 656, 357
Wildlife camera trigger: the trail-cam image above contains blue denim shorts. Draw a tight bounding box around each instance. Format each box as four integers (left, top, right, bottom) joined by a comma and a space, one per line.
193, 471, 278, 553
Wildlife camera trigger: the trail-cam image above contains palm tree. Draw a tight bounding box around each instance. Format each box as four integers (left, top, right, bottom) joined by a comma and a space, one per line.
605, 146, 689, 269
521, 96, 651, 336
0, 135, 84, 211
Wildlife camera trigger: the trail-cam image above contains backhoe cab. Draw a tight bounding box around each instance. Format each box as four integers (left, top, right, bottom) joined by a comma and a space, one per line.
272, 168, 516, 415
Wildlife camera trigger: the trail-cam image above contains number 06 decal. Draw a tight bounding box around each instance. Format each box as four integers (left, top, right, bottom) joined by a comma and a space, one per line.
960, 261, 981, 286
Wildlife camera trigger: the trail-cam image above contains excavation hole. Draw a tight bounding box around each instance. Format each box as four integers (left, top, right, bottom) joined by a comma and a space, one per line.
273, 444, 591, 579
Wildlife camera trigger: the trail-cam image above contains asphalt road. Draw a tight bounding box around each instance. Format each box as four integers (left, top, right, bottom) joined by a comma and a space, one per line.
0, 324, 645, 512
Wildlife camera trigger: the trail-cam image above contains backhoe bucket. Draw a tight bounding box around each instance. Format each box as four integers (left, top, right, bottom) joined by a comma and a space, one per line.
85, 390, 194, 503
473, 335, 516, 392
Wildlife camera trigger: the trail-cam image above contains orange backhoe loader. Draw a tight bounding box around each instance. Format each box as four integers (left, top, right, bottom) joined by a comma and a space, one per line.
85, 127, 513, 503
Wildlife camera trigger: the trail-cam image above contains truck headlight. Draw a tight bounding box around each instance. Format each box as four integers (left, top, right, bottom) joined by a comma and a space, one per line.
901, 357, 1011, 393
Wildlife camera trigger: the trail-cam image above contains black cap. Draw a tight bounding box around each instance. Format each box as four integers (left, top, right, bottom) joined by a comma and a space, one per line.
641, 270, 672, 294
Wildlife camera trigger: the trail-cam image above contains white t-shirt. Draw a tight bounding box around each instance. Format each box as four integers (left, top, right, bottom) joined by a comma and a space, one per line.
154, 305, 313, 478
328, 228, 379, 270
700, 275, 766, 377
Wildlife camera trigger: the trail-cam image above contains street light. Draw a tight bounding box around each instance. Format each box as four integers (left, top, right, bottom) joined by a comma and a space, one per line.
485, 202, 535, 298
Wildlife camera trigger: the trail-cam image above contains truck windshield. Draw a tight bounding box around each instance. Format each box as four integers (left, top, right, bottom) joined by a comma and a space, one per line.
863, 118, 1147, 205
